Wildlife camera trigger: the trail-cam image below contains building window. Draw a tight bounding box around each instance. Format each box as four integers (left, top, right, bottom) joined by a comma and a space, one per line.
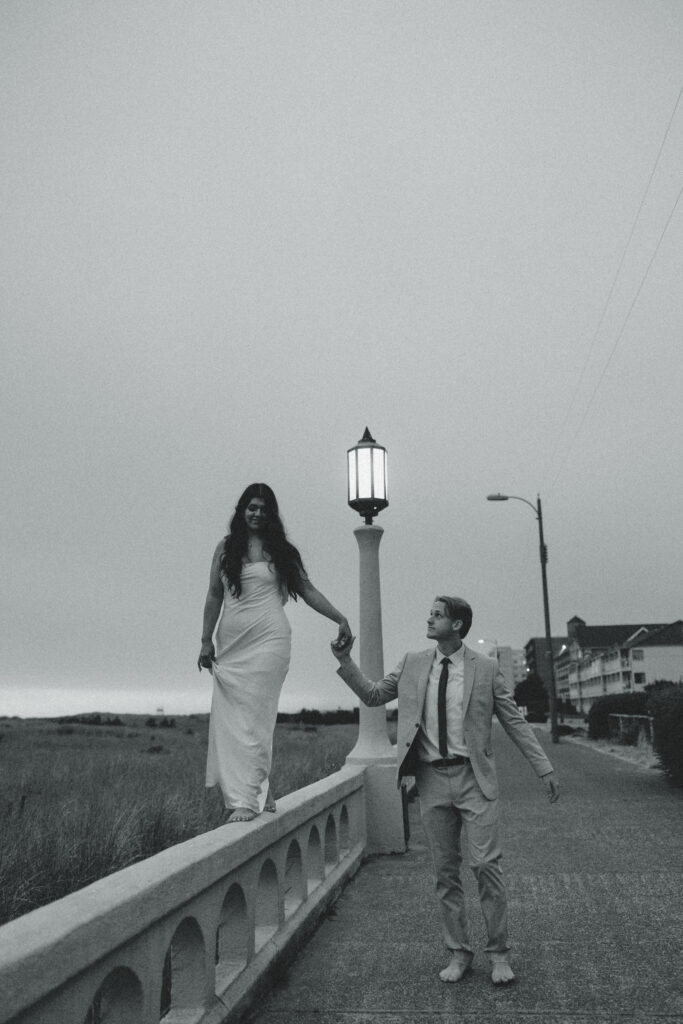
634, 673, 646, 685
632, 650, 644, 661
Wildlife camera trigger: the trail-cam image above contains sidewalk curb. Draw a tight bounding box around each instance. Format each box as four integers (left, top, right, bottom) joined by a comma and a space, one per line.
557, 733, 659, 772
527, 721, 660, 772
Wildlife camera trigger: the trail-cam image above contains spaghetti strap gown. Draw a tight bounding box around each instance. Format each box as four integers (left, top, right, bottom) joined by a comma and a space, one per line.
206, 561, 291, 813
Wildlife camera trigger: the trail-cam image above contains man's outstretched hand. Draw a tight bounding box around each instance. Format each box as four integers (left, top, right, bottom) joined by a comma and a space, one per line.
330, 635, 355, 662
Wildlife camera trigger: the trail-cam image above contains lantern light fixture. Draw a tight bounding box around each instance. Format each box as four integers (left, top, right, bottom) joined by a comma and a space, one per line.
347, 428, 388, 524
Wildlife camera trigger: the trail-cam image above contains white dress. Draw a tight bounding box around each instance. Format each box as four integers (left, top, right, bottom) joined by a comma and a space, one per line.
205, 561, 291, 812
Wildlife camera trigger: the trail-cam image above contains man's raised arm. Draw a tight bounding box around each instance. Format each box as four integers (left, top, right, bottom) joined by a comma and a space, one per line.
330, 636, 404, 707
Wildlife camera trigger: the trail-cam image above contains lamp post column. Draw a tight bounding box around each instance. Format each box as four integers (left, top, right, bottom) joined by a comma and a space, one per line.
345, 522, 405, 853
536, 497, 559, 744
346, 524, 395, 763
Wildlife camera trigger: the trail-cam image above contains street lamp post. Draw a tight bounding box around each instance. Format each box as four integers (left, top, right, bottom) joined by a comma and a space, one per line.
486, 492, 559, 744
346, 428, 393, 761
345, 429, 404, 852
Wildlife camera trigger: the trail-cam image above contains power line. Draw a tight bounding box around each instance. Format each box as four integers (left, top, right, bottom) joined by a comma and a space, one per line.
542, 86, 683, 490
547, 180, 683, 491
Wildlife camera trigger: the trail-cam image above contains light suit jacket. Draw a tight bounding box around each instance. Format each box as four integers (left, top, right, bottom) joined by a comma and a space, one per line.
337, 644, 553, 800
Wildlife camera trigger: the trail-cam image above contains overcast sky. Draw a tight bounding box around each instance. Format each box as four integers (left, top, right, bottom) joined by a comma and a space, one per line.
2, 1, 682, 718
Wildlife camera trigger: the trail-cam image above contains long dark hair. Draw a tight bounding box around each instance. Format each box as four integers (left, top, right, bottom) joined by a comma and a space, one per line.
219, 483, 307, 600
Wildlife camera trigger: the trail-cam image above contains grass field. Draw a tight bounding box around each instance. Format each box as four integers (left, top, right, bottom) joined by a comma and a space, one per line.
0, 714, 359, 926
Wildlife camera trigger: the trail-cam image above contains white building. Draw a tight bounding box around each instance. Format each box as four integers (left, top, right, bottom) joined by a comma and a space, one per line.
479, 646, 526, 692
566, 620, 683, 713
476, 643, 526, 693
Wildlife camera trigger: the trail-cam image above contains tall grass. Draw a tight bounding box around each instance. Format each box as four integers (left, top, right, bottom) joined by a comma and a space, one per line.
0, 717, 357, 925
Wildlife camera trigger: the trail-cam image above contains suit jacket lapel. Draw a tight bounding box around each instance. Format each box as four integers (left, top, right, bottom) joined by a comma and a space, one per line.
416, 650, 433, 717
462, 646, 476, 716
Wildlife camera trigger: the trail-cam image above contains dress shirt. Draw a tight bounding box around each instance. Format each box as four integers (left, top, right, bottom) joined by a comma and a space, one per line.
416, 645, 469, 762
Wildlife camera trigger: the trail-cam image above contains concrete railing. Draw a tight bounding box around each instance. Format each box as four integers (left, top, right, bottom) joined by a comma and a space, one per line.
0, 765, 367, 1024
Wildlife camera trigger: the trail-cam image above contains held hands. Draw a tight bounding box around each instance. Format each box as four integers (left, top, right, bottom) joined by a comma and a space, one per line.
542, 772, 560, 803
336, 617, 352, 644
330, 618, 353, 661
197, 642, 216, 672
330, 634, 355, 662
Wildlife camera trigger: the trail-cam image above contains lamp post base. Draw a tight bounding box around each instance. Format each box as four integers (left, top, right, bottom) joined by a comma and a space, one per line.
359, 763, 406, 854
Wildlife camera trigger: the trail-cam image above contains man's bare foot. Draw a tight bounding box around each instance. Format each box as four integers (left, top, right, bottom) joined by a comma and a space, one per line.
439, 956, 472, 983
491, 962, 515, 985
264, 801, 276, 813
226, 807, 257, 823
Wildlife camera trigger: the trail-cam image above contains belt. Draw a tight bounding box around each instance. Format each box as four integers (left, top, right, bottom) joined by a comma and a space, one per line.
430, 755, 469, 768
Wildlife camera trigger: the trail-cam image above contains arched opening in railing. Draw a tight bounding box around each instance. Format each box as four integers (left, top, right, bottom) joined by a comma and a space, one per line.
307, 825, 324, 888
339, 804, 351, 854
215, 882, 249, 991
254, 859, 279, 951
83, 966, 143, 1024
324, 814, 338, 870
160, 916, 206, 1019
284, 840, 305, 917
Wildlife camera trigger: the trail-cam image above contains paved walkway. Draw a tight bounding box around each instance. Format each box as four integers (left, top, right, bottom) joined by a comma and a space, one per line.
249, 726, 683, 1024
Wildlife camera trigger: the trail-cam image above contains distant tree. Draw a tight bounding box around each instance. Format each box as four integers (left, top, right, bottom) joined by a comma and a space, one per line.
300, 708, 324, 725
514, 673, 549, 720
278, 707, 358, 725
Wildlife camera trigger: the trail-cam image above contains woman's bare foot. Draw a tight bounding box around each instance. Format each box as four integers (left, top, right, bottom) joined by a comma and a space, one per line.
226, 807, 257, 823
264, 801, 276, 813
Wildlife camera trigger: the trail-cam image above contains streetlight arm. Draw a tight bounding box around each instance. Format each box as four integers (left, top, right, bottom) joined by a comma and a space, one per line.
503, 495, 540, 517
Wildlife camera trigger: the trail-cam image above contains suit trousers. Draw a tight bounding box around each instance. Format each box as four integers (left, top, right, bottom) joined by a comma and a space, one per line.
415, 760, 511, 965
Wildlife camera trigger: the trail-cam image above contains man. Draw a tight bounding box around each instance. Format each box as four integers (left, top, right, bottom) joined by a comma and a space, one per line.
331, 595, 559, 985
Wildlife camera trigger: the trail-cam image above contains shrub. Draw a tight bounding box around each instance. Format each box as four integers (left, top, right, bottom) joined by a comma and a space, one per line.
648, 684, 683, 786
514, 673, 549, 719
586, 692, 649, 740
645, 679, 679, 699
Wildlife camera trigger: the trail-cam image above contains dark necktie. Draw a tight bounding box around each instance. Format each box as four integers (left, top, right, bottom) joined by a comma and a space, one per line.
437, 657, 451, 757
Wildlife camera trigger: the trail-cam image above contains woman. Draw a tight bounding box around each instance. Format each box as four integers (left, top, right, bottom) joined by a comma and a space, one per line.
198, 483, 351, 823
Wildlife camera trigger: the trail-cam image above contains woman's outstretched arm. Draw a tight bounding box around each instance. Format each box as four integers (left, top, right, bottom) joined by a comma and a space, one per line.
297, 579, 351, 643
